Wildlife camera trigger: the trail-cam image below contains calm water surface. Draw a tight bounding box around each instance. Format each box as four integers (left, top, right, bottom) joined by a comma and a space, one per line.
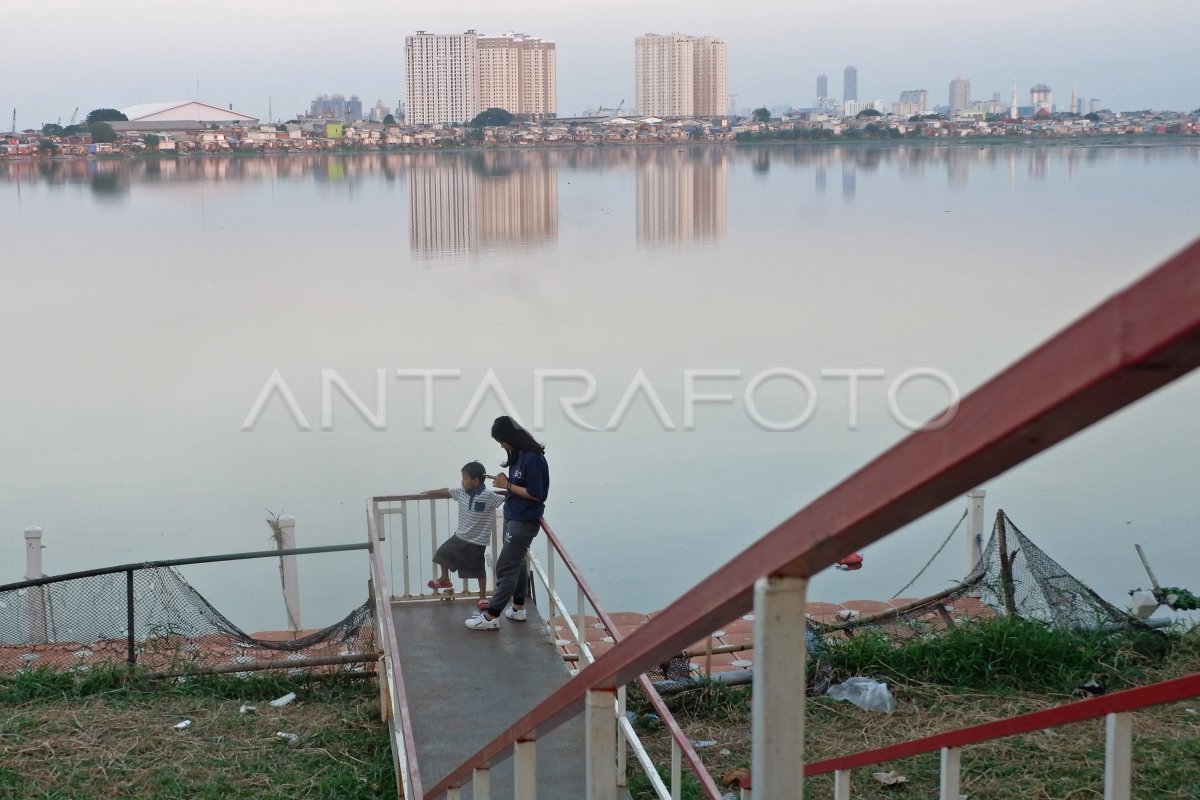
2, 144, 1198, 632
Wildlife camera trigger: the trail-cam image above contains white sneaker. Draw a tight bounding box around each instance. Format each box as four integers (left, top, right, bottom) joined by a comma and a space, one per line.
465, 613, 499, 630
504, 607, 527, 622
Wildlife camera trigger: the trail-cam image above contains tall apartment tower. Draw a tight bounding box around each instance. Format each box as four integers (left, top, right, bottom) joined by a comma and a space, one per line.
949, 77, 971, 114
636, 33, 728, 118
405, 31, 481, 125
816, 74, 829, 100
478, 33, 557, 118
1030, 83, 1053, 114
843, 65, 858, 102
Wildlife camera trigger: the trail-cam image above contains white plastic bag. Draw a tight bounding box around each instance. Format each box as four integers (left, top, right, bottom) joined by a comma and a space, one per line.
826, 676, 896, 714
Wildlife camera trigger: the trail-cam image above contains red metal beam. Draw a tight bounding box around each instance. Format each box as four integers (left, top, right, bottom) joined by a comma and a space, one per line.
806, 672, 1200, 775
424, 237, 1200, 796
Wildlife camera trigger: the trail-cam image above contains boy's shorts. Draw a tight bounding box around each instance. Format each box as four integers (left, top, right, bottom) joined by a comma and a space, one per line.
432, 537, 487, 580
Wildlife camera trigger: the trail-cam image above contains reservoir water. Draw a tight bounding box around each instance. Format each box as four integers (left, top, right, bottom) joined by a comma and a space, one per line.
2, 143, 1197, 633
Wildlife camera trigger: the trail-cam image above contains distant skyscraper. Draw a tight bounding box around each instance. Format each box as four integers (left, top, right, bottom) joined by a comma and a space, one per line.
949, 77, 971, 115
894, 89, 929, 117
405, 31, 481, 125
843, 66, 858, 102
308, 94, 364, 124
635, 33, 728, 117
816, 74, 829, 100
1030, 83, 1053, 115
478, 33, 557, 118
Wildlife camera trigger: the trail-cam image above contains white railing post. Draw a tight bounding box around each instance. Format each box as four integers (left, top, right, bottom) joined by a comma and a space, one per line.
1104, 712, 1132, 800
670, 739, 682, 800
515, 739, 537, 800
967, 489, 985, 573
833, 769, 851, 800
940, 746, 961, 800
586, 689, 618, 800
401, 502, 411, 597
577, 584, 587, 647
24, 526, 46, 644
430, 498, 439, 581
277, 515, 302, 633
751, 575, 808, 800
474, 767, 491, 800
447, 788, 460, 800
617, 684, 628, 786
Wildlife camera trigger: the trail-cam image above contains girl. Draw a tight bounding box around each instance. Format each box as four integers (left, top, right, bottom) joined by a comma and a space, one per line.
465, 416, 549, 630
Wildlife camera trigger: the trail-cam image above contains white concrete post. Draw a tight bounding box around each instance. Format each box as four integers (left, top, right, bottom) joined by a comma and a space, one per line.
1104, 712, 1132, 800
751, 575, 808, 800
25, 527, 46, 643
940, 746, 961, 800
277, 515, 302, 633
833, 769, 851, 800
616, 685, 628, 786
473, 767, 491, 800
670, 739, 682, 800
586, 689, 618, 800
514, 740, 537, 800
447, 788, 460, 800
967, 489, 986, 574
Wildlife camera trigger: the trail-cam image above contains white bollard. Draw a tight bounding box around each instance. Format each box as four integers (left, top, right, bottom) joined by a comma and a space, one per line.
751, 575, 808, 800
277, 515, 302, 634
967, 490, 986, 574
25, 527, 46, 643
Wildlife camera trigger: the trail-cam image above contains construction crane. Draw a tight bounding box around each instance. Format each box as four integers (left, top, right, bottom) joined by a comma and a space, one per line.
68, 107, 79, 126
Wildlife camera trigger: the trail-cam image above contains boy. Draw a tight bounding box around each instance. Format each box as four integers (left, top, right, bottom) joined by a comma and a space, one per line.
423, 462, 505, 607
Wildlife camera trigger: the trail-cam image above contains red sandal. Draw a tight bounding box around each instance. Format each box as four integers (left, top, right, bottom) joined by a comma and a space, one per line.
427, 578, 453, 591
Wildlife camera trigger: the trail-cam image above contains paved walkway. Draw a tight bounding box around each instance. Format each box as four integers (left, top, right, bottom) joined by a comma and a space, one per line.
391, 597, 628, 799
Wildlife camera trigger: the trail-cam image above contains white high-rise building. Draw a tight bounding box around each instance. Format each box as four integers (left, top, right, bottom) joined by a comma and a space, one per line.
405, 31, 481, 126
949, 77, 971, 115
636, 33, 728, 118
1031, 83, 1053, 115
893, 89, 929, 117
479, 33, 556, 118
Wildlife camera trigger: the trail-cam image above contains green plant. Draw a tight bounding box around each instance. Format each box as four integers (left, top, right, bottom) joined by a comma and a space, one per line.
627, 761, 704, 800
823, 615, 1169, 693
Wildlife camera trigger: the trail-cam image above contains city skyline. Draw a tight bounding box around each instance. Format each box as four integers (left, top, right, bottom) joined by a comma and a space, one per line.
5, 0, 1198, 129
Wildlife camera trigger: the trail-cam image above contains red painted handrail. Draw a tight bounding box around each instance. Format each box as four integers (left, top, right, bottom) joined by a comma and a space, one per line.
422, 236, 1200, 798
806, 671, 1200, 775
538, 520, 725, 800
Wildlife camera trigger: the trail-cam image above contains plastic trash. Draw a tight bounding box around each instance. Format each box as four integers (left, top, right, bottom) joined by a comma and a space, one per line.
691, 739, 718, 748
275, 732, 300, 746
827, 676, 896, 714
269, 692, 297, 707
239, 705, 258, 715
1128, 590, 1159, 619
174, 720, 192, 730
872, 770, 907, 785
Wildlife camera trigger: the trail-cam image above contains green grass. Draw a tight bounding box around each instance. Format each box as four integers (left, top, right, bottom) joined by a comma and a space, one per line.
0, 670, 394, 800
823, 615, 1172, 693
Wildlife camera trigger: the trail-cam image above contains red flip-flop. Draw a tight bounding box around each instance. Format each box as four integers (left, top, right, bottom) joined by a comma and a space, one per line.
427, 578, 453, 591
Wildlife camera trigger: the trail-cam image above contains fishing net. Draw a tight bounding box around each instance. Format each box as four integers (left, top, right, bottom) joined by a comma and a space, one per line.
812, 510, 1140, 642
0, 566, 376, 676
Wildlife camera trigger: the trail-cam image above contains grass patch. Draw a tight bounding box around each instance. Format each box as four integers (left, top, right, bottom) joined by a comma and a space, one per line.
0, 669, 394, 800
823, 615, 1173, 693
626, 622, 1200, 799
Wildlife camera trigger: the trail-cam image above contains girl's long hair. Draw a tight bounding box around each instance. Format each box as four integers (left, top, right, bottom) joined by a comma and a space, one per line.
491, 416, 545, 468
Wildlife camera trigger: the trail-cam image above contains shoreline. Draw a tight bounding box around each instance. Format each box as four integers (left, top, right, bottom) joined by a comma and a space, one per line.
3, 134, 1197, 164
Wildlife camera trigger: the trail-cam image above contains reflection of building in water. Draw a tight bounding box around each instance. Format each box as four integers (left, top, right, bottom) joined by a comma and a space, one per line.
409, 154, 558, 258
636, 150, 727, 244
841, 162, 856, 203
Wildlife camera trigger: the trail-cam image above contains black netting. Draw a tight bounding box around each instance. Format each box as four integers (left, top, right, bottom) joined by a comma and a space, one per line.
813, 510, 1143, 642
0, 566, 375, 675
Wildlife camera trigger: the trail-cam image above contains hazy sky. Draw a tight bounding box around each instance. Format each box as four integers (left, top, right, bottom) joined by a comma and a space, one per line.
6, 0, 1198, 128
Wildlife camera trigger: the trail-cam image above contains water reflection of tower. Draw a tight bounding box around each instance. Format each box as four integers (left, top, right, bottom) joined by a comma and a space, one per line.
636, 149, 728, 244
841, 159, 856, 203
408, 153, 558, 258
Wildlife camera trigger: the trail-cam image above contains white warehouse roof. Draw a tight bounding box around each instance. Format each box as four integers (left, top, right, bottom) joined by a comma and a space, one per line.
120, 101, 259, 124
